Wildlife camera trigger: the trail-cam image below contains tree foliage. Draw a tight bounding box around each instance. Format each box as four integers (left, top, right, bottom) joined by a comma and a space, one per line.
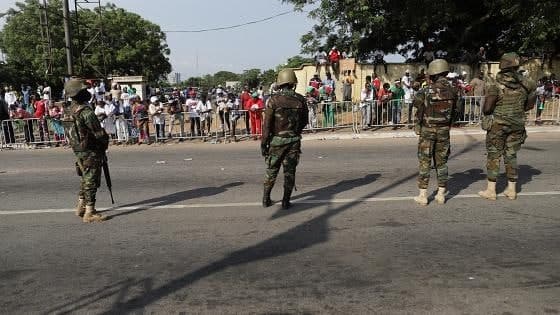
0, 0, 171, 86
278, 55, 314, 70
178, 55, 313, 90
282, 0, 560, 62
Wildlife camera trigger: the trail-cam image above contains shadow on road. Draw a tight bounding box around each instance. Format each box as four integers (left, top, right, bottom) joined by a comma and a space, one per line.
104, 182, 244, 219
98, 171, 423, 314
522, 145, 547, 152
496, 164, 542, 193
448, 168, 486, 197
49, 135, 482, 314
269, 174, 381, 220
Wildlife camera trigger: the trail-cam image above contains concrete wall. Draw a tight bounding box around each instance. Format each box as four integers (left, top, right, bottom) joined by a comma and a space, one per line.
294, 62, 498, 102
293, 58, 558, 102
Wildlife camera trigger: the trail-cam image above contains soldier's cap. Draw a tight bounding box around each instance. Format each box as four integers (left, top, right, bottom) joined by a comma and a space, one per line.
64, 77, 88, 98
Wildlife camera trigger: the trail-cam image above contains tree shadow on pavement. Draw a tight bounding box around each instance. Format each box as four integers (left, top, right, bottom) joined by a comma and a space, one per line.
104, 182, 244, 219
269, 174, 381, 220
42, 278, 151, 315
52, 136, 483, 314
447, 168, 486, 198
98, 170, 425, 315
496, 164, 542, 193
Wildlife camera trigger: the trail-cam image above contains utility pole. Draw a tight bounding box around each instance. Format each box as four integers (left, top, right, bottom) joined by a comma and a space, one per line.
62, 0, 74, 76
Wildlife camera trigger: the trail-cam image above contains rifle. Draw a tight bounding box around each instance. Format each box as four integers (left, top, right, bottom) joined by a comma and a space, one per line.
102, 154, 115, 204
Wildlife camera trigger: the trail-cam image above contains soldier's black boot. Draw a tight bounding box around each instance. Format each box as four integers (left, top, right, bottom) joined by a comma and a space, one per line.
281, 186, 293, 210
262, 185, 273, 208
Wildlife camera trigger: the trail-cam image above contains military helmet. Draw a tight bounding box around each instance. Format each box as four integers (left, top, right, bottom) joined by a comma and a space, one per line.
499, 52, 520, 70
276, 69, 298, 86
64, 77, 88, 97
427, 59, 450, 76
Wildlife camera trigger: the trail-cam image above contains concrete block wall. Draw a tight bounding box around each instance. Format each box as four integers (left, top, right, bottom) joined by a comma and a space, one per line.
293, 58, 559, 102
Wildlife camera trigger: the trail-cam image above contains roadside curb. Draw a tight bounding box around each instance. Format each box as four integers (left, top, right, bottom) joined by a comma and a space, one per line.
301, 126, 560, 141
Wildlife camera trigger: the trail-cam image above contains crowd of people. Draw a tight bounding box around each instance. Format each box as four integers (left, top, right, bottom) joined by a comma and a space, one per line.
0, 80, 276, 147
1, 65, 559, 148
77, 82, 275, 145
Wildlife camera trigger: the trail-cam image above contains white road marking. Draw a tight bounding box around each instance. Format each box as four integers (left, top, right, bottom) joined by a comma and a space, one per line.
1, 191, 559, 215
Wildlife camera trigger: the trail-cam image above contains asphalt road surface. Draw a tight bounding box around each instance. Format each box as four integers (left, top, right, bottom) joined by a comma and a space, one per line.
1, 132, 559, 314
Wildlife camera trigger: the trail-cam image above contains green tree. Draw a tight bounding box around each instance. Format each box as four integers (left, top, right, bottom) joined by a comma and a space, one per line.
277, 55, 314, 70
239, 68, 261, 89
260, 69, 277, 87
282, 0, 560, 61
212, 71, 239, 87
0, 0, 171, 86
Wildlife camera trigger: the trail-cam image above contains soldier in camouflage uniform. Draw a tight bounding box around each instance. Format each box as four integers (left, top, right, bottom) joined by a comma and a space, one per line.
478, 53, 536, 201
62, 78, 109, 222
413, 59, 457, 205
262, 69, 308, 209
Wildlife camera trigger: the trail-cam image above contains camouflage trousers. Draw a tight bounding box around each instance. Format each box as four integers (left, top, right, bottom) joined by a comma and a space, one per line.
264, 140, 301, 192
485, 123, 527, 182
417, 125, 450, 189
75, 151, 102, 206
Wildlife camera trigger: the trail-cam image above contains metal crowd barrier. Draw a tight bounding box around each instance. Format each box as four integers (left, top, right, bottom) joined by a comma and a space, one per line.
1, 117, 67, 149
354, 99, 417, 131
150, 109, 261, 143
527, 96, 560, 125
2, 97, 559, 150
456, 96, 484, 124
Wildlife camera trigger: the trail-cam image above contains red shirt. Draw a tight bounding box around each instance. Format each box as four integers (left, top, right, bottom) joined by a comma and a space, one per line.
34, 100, 46, 118
240, 92, 251, 110
373, 78, 381, 91
246, 98, 264, 111
377, 88, 392, 102
309, 79, 321, 89
329, 49, 340, 63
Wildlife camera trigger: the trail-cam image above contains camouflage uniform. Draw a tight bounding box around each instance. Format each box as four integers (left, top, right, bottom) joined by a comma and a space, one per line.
62, 78, 109, 222
62, 101, 109, 207
414, 77, 457, 190
262, 89, 308, 208
484, 70, 535, 183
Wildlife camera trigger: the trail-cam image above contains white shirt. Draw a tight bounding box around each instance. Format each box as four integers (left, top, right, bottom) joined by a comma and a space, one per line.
120, 92, 130, 107
94, 106, 106, 124
4, 91, 17, 105
186, 99, 200, 118
360, 89, 373, 102
87, 87, 95, 103
315, 51, 327, 63
42, 86, 51, 100
401, 75, 412, 89
104, 103, 115, 118
149, 103, 164, 124
94, 86, 104, 101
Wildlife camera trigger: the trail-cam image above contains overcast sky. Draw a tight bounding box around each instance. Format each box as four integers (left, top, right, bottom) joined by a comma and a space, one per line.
1, 0, 319, 78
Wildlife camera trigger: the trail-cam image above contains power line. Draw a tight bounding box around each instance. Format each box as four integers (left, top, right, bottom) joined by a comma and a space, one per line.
162, 10, 297, 33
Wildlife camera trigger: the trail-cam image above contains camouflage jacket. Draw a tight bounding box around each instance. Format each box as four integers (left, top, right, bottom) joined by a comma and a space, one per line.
486, 71, 536, 129
413, 77, 457, 126
262, 89, 308, 146
62, 101, 109, 153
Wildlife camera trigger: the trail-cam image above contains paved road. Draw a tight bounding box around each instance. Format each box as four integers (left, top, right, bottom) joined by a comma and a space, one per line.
1, 132, 559, 314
